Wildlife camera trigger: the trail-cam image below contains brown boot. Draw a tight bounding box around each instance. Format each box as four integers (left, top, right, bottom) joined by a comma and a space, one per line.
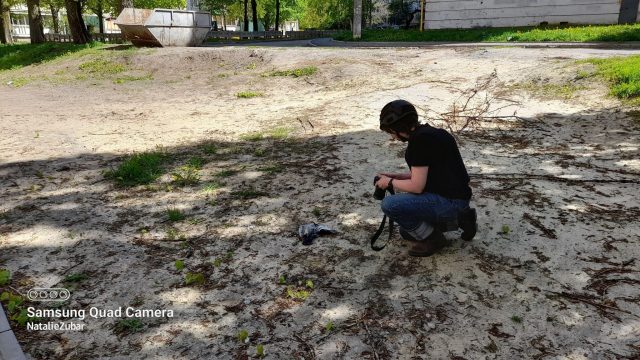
408, 229, 450, 257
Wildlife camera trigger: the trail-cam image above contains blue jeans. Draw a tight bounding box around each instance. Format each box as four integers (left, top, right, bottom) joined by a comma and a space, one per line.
381, 193, 469, 239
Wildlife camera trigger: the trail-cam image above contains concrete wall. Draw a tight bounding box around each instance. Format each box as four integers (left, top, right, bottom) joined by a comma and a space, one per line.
424, 0, 623, 29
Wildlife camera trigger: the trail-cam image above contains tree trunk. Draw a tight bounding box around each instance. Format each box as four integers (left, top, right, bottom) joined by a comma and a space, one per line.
222, 11, 226, 31
243, 0, 248, 31
27, 0, 46, 43
118, 0, 133, 17
250, 0, 257, 32
96, 4, 104, 34
275, 0, 280, 31
65, 0, 91, 43
50, 4, 60, 33
353, 0, 362, 39
0, 0, 13, 44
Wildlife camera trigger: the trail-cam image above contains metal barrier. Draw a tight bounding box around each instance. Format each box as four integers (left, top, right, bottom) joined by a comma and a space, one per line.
44, 33, 124, 43
206, 29, 340, 41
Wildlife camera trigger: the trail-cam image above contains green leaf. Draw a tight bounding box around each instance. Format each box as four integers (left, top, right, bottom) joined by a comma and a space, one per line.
0, 269, 10, 286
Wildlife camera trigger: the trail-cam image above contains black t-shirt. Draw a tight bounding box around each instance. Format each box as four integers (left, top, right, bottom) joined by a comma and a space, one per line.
404, 125, 472, 200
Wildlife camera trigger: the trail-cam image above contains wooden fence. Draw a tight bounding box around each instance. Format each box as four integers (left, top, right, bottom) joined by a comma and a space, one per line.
206, 30, 340, 41
45, 33, 124, 44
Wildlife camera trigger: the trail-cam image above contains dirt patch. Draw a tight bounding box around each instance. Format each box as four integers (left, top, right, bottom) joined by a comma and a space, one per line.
1, 45, 639, 359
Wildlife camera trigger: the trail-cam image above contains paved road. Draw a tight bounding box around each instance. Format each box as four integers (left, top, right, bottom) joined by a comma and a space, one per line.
203, 37, 640, 51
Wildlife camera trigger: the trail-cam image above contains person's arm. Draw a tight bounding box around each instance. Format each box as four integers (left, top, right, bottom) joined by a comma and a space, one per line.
376, 166, 428, 194
379, 172, 411, 180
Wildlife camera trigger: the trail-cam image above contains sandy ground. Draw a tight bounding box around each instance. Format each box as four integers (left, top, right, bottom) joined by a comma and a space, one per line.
0, 45, 639, 359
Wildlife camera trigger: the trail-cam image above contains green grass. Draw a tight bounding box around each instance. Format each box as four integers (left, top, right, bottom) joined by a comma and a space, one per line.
79, 58, 126, 74
215, 169, 238, 177
510, 82, 585, 100
171, 164, 200, 186
231, 187, 269, 199
114, 318, 144, 335
166, 208, 186, 222
266, 66, 317, 77
258, 164, 284, 174
334, 24, 640, 42
202, 180, 224, 193
0, 42, 102, 71
241, 132, 264, 141
185, 272, 205, 285
106, 151, 168, 187
586, 55, 640, 100
267, 127, 292, 140
236, 91, 263, 98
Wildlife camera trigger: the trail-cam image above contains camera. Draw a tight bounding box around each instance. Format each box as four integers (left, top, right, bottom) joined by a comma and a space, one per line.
373, 176, 386, 200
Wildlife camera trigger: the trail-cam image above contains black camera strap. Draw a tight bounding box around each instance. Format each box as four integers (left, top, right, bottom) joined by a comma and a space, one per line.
370, 188, 395, 251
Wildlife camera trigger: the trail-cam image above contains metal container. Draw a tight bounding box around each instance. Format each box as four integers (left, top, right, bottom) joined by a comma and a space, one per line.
116, 8, 211, 47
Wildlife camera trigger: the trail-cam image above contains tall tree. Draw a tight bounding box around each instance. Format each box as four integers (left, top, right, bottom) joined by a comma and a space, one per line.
274, 0, 279, 30
352, 0, 360, 37
42, 0, 64, 34
27, 0, 46, 43
250, 0, 257, 31
117, 0, 132, 16
87, 0, 105, 34
200, 0, 234, 30
65, 0, 91, 43
243, 0, 248, 30
0, 0, 13, 44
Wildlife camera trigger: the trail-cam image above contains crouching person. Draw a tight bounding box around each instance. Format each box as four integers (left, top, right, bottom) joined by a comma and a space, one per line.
375, 100, 477, 257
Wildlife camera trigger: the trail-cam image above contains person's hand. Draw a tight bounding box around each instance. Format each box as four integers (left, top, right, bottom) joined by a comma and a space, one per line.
375, 175, 392, 190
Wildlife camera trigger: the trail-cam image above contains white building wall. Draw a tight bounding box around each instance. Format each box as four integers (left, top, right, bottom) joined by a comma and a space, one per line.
424, 0, 622, 29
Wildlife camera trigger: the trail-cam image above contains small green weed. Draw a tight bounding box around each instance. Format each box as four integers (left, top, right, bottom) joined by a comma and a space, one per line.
64, 273, 88, 283
256, 344, 265, 358
237, 329, 249, 343
231, 187, 268, 199
305, 280, 314, 289
215, 169, 238, 177
202, 180, 224, 193
240, 132, 264, 142
187, 156, 205, 169
312, 207, 323, 217
278, 275, 286, 285
166, 208, 186, 222
172, 165, 200, 186
267, 66, 317, 77
324, 321, 335, 333
254, 148, 266, 157
202, 143, 218, 154
165, 227, 184, 241
511, 315, 523, 323
114, 318, 144, 335
236, 91, 263, 98
286, 286, 310, 300
268, 127, 292, 140
258, 164, 284, 174
106, 151, 167, 187
501, 225, 511, 235
175, 260, 185, 271
185, 272, 205, 285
